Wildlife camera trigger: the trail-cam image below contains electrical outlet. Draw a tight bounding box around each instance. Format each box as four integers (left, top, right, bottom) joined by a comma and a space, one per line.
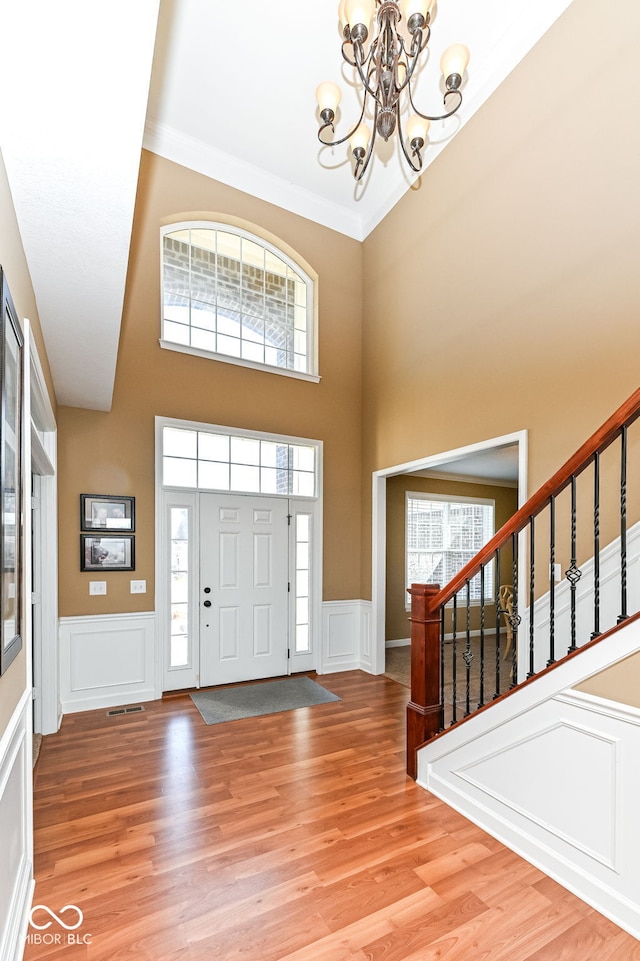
549, 563, 562, 583
130, 579, 147, 594
89, 581, 107, 595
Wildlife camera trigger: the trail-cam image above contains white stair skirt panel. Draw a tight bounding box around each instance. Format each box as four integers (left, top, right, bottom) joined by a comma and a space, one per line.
0, 690, 35, 961
321, 600, 372, 674
417, 615, 640, 940
60, 613, 156, 714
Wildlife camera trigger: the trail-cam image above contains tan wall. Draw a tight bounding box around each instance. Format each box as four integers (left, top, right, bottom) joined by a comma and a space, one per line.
0, 150, 55, 733
575, 652, 640, 709
386, 475, 518, 640
361, 0, 640, 701
58, 151, 363, 616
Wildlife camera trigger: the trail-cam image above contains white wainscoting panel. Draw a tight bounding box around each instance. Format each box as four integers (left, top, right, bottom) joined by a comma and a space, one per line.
60, 613, 156, 714
0, 689, 34, 961
417, 615, 640, 939
321, 600, 372, 674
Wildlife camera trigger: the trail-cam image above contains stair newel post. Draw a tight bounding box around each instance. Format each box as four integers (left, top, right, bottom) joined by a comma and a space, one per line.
406, 583, 443, 780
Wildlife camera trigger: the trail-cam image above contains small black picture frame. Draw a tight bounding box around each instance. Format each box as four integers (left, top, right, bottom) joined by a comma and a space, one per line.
81, 534, 135, 572
81, 494, 135, 533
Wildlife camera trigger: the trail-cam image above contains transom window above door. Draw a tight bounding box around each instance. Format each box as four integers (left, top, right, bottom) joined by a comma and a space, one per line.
162, 425, 317, 498
161, 222, 317, 380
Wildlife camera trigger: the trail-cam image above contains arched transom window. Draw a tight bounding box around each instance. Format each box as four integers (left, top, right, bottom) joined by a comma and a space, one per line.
161, 222, 316, 378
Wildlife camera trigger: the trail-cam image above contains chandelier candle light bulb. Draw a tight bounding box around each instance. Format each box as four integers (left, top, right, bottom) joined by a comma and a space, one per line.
400, 0, 433, 30
315, 81, 342, 127
315, 0, 470, 181
406, 114, 430, 158
345, 0, 375, 35
441, 43, 471, 90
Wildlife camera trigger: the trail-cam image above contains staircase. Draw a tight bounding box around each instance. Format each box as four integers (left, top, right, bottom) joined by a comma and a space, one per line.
405, 389, 640, 939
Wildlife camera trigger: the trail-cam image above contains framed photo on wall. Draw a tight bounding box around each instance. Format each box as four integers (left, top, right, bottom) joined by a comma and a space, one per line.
0, 267, 24, 676
81, 493, 135, 532
81, 534, 135, 572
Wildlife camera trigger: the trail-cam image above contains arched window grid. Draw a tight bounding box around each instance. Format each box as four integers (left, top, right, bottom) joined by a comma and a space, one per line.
161, 222, 315, 376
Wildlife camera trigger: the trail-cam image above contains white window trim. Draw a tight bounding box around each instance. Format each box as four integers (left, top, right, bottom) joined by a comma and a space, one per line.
161, 418, 320, 499
159, 339, 321, 383
154, 416, 323, 695
160, 220, 319, 381
405, 490, 496, 609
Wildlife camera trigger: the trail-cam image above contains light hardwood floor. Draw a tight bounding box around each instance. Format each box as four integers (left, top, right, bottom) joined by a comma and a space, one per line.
26, 671, 639, 960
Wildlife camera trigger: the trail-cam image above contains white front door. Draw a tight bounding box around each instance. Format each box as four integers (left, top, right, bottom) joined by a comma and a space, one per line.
199, 493, 290, 686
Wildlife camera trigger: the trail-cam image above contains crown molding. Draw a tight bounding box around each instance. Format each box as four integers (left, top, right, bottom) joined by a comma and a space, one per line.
143, 120, 365, 242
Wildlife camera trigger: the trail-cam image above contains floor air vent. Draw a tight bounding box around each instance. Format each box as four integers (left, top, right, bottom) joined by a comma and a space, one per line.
106, 705, 145, 716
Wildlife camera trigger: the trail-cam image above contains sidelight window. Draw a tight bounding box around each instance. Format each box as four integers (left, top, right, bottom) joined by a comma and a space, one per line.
169, 507, 190, 668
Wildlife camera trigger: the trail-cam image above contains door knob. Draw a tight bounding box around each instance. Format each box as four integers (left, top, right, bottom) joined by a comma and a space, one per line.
203, 599, 212, 608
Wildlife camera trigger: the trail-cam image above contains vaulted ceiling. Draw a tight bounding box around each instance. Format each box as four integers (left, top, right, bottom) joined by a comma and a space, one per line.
0, 0, 573, 411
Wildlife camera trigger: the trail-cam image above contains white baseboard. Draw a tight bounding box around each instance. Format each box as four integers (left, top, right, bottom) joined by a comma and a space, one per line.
386, 638, 410, 648
59, 612, 156, 714
0, 688, 35, 961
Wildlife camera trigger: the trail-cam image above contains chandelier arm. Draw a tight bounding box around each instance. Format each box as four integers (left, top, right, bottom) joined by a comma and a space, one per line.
340, 39, 357, 68
407, 23, 428, 63
407, 85, 463, 123
351, 37, 382, 104
394, 20, 429, 96
317, 95, 370, 149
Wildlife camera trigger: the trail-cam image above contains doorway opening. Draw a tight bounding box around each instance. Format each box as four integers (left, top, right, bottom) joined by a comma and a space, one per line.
28, 325, 58, 736
371, 431, 528, 676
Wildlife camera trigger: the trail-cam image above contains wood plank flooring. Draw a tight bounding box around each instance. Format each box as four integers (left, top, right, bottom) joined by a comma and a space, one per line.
26, 671, 639, 960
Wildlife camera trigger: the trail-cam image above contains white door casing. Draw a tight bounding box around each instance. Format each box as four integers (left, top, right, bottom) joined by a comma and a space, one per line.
155, 416, 323, 694
199, 493, 289, 685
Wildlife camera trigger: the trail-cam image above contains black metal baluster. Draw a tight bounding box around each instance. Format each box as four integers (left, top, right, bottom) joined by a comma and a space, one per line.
528, 516, 535, 678
548, 495, 556, 666
478, 565, 486, 709
494, 549, 501, 698
451, 594, 458, 725
618, 426, 628, 624
439, 605, 445, 732
511, 531, 520, 687
566, 474, 581, 653
592, 452, 601, 639
464, 580, 472, 716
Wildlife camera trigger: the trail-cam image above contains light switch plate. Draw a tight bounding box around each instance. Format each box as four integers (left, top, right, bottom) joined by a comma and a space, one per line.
89, 581, 107, 595
130, 579, 147, 594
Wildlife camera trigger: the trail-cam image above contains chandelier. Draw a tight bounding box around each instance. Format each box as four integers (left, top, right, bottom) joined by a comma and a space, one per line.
315, 0, 470, 180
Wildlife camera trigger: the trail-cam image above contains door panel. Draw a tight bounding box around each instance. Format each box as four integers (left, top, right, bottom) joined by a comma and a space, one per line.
200, 493, 289, 685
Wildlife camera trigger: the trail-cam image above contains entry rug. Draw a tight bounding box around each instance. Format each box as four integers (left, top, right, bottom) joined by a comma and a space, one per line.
190, 676, 340, 725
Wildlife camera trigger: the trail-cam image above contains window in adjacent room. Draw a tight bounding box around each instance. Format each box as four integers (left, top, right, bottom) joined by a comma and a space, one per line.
160, 222, 316, 379
406, 491, 495, 604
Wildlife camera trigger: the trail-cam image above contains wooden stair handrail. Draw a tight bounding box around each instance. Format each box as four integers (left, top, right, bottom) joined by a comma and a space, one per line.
406, 386, 640, 778
434, 386, 640, 610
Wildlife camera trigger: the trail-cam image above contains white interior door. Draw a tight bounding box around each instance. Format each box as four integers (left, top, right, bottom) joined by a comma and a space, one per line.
199, 492, 289, 686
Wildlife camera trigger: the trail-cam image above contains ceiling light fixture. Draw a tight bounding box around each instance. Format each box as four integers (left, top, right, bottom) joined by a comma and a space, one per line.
315, 0, 470, 181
